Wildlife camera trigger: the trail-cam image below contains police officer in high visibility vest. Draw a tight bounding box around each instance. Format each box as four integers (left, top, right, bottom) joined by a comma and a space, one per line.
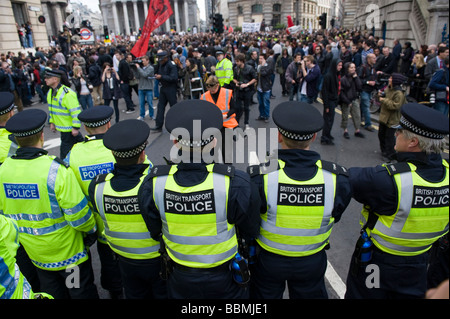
0, 109, 98, 299
201, 75, 238, 164
248, 101, 352, 299
64, 105, 124, 299
89, 119, 166, 299
0, 215, 53, 299
45, 69, 84, 159
138, 100, 260, 299
213, 50, 233, 89
345, 103, 449, 299
0, 92, 18, 165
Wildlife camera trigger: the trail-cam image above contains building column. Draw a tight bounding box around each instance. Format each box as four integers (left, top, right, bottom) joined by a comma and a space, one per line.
143, 0, 148, 19
174, 0, 181, 32
122, 1, 131, 35
112, 0, 120, 35
184, 0, 189, 31
132, 0, 140, 33
165, 19, 171, 32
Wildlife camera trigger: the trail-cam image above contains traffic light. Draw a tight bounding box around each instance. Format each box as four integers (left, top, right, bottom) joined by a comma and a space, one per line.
319, 13, 327, 29
104, 26, 109, 40
213, 13, 224, 34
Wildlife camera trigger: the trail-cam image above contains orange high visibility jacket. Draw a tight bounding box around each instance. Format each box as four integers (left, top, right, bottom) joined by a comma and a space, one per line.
201, 88, 238, 129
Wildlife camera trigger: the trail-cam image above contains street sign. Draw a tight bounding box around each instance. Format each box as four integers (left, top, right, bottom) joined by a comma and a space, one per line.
79, 28, 95, 44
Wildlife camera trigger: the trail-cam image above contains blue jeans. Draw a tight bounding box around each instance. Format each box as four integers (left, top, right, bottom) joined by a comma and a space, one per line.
300, 94, 314, 104
433, 101, 449, 116
257, 90, 271, 119
154, 80, 160, 98
78, 94, 94, 110
139, 90, 154, 118
360, 91, 372, 127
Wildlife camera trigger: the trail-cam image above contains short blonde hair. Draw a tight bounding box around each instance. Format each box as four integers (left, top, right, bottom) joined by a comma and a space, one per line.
205, 75, 219, 87
73, 65, 83, 77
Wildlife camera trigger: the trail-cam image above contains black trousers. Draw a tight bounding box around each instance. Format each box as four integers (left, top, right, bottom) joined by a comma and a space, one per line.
155, 86, 178, 129
96, 241, 123, 296
321, 100, 337, 142
60, 131, 84, 160
250, 248, 328, 299
345, 245, 428, 299
35, 258, 99, 299
117, 255, 167, 299
167, 263, 248, 299
378, 123, 396, 159
235, 90, 252, 125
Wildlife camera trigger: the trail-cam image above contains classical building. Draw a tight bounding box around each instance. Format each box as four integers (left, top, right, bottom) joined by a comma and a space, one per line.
0, 0, 52, 53
226, 0, 334, 30
348, 0, 449, 48
41, 0, 69, 38
99, 0, 199, 35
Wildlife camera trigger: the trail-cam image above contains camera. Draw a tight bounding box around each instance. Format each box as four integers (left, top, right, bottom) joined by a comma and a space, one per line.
129, 59, 143, 67
379, 90, 386, 98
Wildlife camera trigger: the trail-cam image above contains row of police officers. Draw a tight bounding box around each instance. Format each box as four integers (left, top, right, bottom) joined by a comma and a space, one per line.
0, 87, 448, 299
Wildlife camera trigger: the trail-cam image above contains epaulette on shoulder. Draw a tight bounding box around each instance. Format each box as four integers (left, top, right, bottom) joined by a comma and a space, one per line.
321, 160, 349, 176
53, 156, 70, 168
213, 164, 235, 177
384, 162, 412, 176
247, 160, 280, 177
148, 165, 172, 178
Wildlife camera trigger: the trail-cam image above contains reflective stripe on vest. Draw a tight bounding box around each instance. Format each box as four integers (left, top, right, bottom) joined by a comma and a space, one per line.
363, 161, 449, 256
94, 174, 160, 259
201, 88, 238, 128
257, 160, 336, 257
153, 165, 237, 268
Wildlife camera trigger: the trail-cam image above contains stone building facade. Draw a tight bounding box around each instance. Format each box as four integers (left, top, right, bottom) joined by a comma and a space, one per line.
99, 0, 199, 35
348, 0, 449, 48
0, 0, 52, 53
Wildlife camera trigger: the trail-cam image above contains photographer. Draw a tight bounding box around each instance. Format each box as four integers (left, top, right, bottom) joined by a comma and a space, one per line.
358, 53, 377, 132
102, 63, 122, 123
71, 65, 94, 110
132, 56, 155, 120
378, 73, 407, 161
285, 53, 303, 101
233, 53, 257, 129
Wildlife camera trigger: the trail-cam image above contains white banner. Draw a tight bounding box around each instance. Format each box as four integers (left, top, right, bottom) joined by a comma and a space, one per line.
242, 22, 261, 33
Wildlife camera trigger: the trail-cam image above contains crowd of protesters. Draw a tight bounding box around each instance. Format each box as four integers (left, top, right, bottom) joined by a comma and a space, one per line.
1, 26, 448, 159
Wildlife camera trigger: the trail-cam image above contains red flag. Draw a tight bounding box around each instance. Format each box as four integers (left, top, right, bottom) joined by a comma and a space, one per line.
131, 0, 173, 58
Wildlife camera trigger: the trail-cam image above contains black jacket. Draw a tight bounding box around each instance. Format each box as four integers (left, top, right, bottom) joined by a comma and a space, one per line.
157, 60, 178, 88
340, 71, 362, 105
322, 59, 341, 105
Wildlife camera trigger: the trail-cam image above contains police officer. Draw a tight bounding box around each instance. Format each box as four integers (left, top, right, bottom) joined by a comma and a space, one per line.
138, 100, 260, 299
0, 92, 18, 164
64, 105, 123, 299
214, 50, 233, 89
0, 109, 98, 299
89, 119, 166, 299
248, 101, 352, 299
45, 69, 84, 159
151, 51, 178, 132
345, 103, 449, 299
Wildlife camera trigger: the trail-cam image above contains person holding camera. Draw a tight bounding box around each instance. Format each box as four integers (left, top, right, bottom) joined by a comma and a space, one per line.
102, 63, 122, 123
71, 65, 94, 110
358, 53, 378, 132
285, 53, 303, 101
132, 56, 155, 121
378, 73, 407, 162
233, 53, 257, 130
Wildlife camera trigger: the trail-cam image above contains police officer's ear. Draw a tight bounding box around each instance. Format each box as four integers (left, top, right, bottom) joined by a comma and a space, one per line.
138, 150, 146, 164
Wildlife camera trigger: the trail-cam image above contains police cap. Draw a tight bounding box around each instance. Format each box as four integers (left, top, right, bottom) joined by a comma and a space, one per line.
78, 105, 114, 128
273, 101, 324, 141
103, 119, 150, 158
215, 49, 224, 56
393, 103, 449, 139
44, 69, 63, 78
0, 92, 15, 116
165, 100, 223, 148
6, 109, 47, 137
156, 51, 168, 58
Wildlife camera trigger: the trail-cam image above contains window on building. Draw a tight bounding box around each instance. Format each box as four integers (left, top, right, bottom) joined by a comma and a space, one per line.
272, 14, 281, 26
273, 4, 281, 12
238, 6, 243, 15
251, 4, 263, 14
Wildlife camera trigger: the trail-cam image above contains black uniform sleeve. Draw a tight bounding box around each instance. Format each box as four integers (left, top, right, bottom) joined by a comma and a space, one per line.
138, 175, 163, 240
226, 170, 261, 240
332, 174, 352, 223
